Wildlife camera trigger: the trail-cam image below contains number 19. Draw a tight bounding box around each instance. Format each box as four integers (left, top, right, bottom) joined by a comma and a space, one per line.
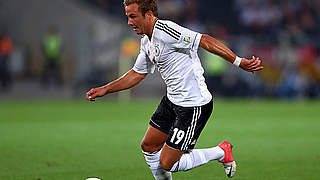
170, 128, 185, 144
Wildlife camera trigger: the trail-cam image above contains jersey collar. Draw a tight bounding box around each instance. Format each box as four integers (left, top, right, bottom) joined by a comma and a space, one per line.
148, 18, 159, 42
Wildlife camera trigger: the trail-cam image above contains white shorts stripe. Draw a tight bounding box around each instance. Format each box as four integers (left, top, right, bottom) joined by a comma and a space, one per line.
181, 107, 196, 150
186, 107, 201, 148
182, 126, 191, 150
181, 108, 194, 149
182, 107, 200, 150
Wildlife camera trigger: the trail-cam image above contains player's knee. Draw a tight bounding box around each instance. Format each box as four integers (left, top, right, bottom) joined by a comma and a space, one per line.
141, 141, 161, 153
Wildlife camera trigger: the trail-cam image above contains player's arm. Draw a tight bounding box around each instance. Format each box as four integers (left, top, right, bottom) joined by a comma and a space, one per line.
199, 34, 263, 72
86, 69, 147, 101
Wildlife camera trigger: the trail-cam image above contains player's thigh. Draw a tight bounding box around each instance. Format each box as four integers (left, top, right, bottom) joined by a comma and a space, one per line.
149, 96, 176, 135
141, 125, 168, 152
141, 96, 176, 152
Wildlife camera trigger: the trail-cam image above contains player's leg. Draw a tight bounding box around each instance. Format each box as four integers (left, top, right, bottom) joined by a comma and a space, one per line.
141, 125, 167, 152
141, 96, 176, 180
161, 141, 236, 178
159, 101, 236, 178
141, 125, 172, 180
160, 143, 224, 171
159, 101, 222, 171
159, 144, 184, 170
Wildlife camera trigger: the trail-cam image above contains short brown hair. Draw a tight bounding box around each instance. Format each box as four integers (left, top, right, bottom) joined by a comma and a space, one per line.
124, 0, 158, 17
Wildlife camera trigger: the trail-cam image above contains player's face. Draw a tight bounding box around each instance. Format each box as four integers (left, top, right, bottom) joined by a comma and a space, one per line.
125, 3, 147, 35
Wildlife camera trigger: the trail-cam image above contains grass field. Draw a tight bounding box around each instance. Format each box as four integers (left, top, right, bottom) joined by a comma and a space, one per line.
0, 98, 319, 180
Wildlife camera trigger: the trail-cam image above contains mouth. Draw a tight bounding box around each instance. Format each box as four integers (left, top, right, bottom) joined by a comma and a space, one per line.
132, 26, 138, 31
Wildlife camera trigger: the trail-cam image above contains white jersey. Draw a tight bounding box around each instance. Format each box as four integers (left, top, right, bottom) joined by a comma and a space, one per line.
132, 19, 212, 107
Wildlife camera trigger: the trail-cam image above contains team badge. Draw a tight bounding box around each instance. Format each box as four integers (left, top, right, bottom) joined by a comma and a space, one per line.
183, 36, 191, 43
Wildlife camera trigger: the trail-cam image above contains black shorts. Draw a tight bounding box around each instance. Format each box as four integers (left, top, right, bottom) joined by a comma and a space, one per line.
150, 96, 213, 151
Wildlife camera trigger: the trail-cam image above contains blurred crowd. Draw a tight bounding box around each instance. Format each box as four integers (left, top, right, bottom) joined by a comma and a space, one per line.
232, 0, 320, 98
84, 0, 320, 98
0, 27, 64, 92
1, 0, 319, 99
0, 30, 13, 91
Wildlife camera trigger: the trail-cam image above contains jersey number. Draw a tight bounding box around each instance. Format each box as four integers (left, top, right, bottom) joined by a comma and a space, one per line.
170, 128, 185, 144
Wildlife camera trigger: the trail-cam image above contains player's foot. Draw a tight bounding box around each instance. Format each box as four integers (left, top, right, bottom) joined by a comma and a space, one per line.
218, 141, 236, 178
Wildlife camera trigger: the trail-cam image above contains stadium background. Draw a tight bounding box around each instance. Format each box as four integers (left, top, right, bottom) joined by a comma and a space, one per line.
0, 0, 319, 179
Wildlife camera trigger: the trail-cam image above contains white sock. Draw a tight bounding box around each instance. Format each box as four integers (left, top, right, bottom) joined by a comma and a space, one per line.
142, 150, 173, 180
170, 147, 225, 172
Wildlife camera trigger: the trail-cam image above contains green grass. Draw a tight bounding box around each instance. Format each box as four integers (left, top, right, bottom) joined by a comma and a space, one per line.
0, 98, 319, 180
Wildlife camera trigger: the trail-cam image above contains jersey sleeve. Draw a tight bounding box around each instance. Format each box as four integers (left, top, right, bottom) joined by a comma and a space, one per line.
132, 44, 155, 74
157, 21, 202, 51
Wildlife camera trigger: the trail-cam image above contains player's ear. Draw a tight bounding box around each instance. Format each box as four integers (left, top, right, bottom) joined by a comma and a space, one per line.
145, 10, 153, 18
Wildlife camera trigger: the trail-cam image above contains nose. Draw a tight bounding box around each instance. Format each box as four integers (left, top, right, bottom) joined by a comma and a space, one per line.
127, 18, 133, 26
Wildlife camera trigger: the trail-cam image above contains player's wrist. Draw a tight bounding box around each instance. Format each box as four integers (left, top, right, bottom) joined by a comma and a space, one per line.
101, 85, 110, 95
233, 56, 242, 67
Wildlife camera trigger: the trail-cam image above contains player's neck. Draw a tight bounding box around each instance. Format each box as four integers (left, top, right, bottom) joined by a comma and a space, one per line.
147, 17, 158, 40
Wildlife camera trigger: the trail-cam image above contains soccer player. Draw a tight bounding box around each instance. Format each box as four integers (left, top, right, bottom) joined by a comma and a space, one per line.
86, 0, 263, 179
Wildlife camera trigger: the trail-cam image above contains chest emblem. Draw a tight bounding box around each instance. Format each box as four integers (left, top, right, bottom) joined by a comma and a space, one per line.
154, 44, 160, 57
148, 43, 161, 64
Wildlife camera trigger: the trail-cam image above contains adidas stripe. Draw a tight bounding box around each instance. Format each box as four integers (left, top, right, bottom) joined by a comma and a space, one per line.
181, 107, 201, 150
155, 22, 181, 40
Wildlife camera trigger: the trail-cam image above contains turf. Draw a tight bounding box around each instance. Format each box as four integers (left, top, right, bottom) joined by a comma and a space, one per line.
0, 98, 319, 180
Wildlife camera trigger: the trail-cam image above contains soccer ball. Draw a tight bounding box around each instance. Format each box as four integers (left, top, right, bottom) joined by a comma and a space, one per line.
86, 178, 101, 180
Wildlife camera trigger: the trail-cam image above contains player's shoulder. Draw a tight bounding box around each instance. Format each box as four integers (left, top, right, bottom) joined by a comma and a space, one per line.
157, 19, 180, 28
154, 19, 182, 42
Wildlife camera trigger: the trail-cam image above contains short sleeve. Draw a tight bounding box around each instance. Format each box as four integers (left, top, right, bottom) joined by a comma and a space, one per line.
156, 21, 202, 51
132, 49, 155, 74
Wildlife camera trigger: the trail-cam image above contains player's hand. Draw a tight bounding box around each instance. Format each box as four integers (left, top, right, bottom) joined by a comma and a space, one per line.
86, 87, 108, 101
239, 56, 264, 73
